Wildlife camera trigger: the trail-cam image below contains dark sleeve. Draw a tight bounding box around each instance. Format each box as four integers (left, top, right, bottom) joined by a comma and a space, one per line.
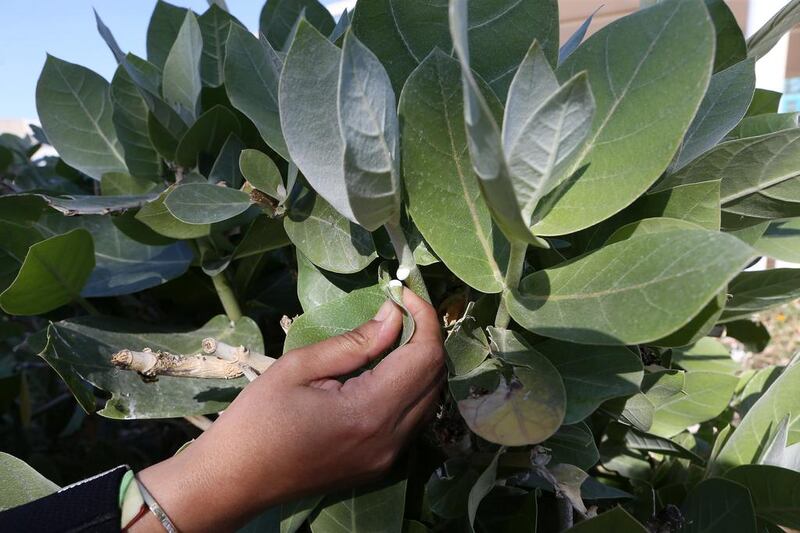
0, 465, 128, 533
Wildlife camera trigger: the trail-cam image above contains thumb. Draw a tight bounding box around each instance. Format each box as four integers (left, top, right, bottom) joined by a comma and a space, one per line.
280, 300, 402, 383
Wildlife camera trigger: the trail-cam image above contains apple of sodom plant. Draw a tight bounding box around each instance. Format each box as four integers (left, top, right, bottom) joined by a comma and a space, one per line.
2, 0, 800, 530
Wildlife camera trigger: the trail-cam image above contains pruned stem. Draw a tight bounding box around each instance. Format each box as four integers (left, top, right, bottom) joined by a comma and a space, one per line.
494, 241, 528, 328
385, 221, 431, 303
184, 415, 213, 431
110, 339, 275, 380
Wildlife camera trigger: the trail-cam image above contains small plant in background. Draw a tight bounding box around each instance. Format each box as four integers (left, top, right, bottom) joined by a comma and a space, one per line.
2, 0, 800, 530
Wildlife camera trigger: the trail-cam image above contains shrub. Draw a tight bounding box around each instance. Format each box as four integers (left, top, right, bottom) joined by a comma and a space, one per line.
2, 0, 800, 530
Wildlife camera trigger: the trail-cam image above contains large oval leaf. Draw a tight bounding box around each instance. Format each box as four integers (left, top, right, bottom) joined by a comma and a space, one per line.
506, 229, 754, 345
455, 328, 566, 446
164, 183, 252, 224
534, 339, 643, 424
0, 453, 59, 512
36, 56, 127, 180
310, 479, 406, 533
0, 229, 95, 316
283, 189, 376, 275
225, 24, 289, 159
533, 0, 715, 235
399, 51, 509, 293
351, 0, 558, 98
136, 189, 211, 239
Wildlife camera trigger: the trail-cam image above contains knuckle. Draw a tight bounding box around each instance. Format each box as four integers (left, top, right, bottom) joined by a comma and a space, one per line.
336, 328, 371, 353
277, 351, 303, 374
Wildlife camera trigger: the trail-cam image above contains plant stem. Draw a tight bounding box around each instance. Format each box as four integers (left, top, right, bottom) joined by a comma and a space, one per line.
384, 221, 431, 303
211, 272, 243, 322
75, 296, 100, 316
494, 241, 528, 328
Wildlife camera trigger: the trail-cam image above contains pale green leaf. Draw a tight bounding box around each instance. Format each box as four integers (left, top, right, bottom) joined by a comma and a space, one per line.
174, 105, 241, 168
296, 253, 376, 312
146, 1, 188, 70
672, 337, 738, 374
162, 11, 203, 120
135, 189, 211, 239
0, 453, 59, 512
544, 422, 600, 470
534, 339, 643, 424
720, 269, 800, 323
705, 0, 748, 72
728, 113, 800, 139
467, 450, 502, 533
36, 56, 127, 180
164, 183, 252, 224
0, 229, 94, 316
260, 0, 334, 50
283, 187, 376, 274
445, 311, 489, 376
240, 149, 285, 201
198, 5, 243, 87
670, 58, 755, 172
310, 478, 406, 533
338, 32, 401, 231
399, 51, 509, 293
754, 219, 800, 263
507, 230, 754, 345
533, 0, 715, 236
224, 25, 289, 159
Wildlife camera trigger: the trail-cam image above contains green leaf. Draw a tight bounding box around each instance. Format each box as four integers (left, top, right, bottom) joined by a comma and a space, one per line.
726, 464, 800, 529
566, 507, 647, 532
198, 5, 243, 87
351, 0, 559, 98
724, 320, 771, 353
28, 193, 160, 216
110, 66, 162, 181
284, 187, 376, 275
240, 149, 285, 201
260, 0, 334, 50
504, 43, 595, 226
605, 217, 706, 245
146, 1, 188, 70
719, 269, 800, 323
602, 393, 655, 433
224, 24, 289, 159
445, 311, 490, 376
644, 370, 738, 438
164, 183, 252, 224
672, 337, 738, 374
284, 286, 384, 352
311, 478, 406, 533
467, 450, 502, 533
611, 424, 705, 463
426, 458, 480, 520
208, 134, 245, 188
280, 22, 354, 221
135, 189, 211, 239
507, 229, 754, 345
0, 229, 94, 316
681, 477, 757, 533
670, 58, 755, 172
449, 1, 544, 246
231, 215, 290, 260
655, 130, 800, 199
544, 422, 600, 470
162, 11, 203, 120
759, 416, 800, 472
754, 219, 800, 263
474, 488, 537, 533
746, 0, 800, 61
704, 0, 748, 72
338, 32, 401, 231
746, 89, 782, 117
728, 113, 800, 139
296, 253, 376, 312
559, 7, 600, 65
174, 105, 241, 168
534, 339, 643, 424
0, 452, 59, 511
41, 315, 260, 418
456, 328, 566, 446
399, 51, 510, 293
533, 0, 715, 236
36, 56, 127, 180
34, 214, 192, 298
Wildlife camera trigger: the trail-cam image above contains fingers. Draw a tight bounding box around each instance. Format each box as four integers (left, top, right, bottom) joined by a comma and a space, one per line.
402, 288, 442, 345
396, 377, 444, 437
278, 300, 402, 384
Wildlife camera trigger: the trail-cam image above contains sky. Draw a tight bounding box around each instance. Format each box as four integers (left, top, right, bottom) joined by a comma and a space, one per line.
0, 0, 348, 121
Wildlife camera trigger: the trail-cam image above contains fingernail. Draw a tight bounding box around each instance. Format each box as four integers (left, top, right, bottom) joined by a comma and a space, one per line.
373, 300, 394, 322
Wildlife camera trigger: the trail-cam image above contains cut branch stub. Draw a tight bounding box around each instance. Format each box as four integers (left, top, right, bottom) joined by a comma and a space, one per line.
110, 339, 275, 381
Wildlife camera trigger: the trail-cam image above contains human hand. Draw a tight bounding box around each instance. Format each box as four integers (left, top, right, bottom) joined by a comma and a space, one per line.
134, 289, 444, 532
